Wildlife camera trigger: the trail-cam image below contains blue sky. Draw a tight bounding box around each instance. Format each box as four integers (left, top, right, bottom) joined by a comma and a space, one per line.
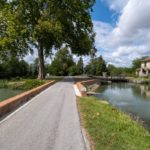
91, 0, 117, 25
89, 0, 150, 67
25, 0, 150, 67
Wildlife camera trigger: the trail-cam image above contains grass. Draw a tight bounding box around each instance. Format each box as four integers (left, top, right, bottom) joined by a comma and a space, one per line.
0, 79, 49, 102
0, 79, 47, 90
0, 80, 8, 88
78, 97, 150, 150
10, 79, 46, 90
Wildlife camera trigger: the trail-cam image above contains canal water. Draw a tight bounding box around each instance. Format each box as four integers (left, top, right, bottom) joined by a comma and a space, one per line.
0, 88, 23, 102
95, 83, 150, 130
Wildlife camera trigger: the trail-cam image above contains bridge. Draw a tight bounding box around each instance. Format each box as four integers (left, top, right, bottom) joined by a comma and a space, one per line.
73, 76, 129, 83
93, 76, 129, 82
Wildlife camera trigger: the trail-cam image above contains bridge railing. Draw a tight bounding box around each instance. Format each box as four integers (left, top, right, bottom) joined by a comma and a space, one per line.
93, 76, 128, 81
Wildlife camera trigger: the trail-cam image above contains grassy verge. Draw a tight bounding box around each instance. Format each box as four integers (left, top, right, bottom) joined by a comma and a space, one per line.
78, 97, 150, 150
0, 79, 47, 90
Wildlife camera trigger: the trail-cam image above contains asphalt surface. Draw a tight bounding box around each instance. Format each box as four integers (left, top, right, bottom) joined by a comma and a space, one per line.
0, 78, 86, 150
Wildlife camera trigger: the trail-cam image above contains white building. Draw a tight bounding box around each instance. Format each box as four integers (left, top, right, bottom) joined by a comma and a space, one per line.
136, 58, 150, 77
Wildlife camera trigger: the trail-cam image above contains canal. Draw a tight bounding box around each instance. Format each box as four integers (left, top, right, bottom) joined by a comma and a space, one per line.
95, 83, 150, 130
0, 88, 23, 102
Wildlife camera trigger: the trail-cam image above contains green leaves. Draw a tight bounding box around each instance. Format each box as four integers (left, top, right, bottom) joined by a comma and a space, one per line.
0, 2, 31, 60
0, 0, 96, 78
85, 56, 107, 76
49, 47, 75, 76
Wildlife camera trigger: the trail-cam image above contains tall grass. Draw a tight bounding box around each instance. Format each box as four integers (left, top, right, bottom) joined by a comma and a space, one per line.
18, 79, 46, 90
0, 79, 46, 90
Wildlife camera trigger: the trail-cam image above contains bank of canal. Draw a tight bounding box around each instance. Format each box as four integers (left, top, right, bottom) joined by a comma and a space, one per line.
0, 79, 47, 102
94, 82, 150, 130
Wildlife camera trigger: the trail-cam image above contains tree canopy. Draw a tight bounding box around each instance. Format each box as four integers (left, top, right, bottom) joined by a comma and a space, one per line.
49, 47, 75, 76
85, 56, 107, 76
0, 0, 96, 79
132, 56, 149, 71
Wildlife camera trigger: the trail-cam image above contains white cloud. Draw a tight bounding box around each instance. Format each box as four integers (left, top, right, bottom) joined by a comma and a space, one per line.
24, 0, 150, 67
24, 53, 37, 64
94, 0, 150, 67
102, 0, 129, 12
93, 21, 113, 49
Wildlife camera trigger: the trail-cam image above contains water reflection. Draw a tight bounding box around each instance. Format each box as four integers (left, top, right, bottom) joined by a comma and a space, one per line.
139, 84, 150, 98
95, 83, 150, 130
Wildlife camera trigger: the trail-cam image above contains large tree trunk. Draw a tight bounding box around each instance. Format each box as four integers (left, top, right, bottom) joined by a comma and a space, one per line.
38, 41, 45, 79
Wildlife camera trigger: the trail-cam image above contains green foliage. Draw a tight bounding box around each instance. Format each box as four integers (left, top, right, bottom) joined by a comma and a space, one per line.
76, 57, 84, 75
0, 80, 8, 88
0, 0, 96, 79
0, 2, 31, 60
48, 48, 86, 76
107, 64, 133, 76
49, 47, 75, 76
0, 79, 46, 90
0, 57, 29, 79
107, 56, 150, 77
79, 97, 150, 150
68, 66, 79, 76
85, 56, 107, 76
132, 56, 149, 71
18, 79, 46, 90
27, 58, 39, 78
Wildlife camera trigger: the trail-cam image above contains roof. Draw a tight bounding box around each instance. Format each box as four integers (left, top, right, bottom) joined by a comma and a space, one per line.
142, 58, 150, 62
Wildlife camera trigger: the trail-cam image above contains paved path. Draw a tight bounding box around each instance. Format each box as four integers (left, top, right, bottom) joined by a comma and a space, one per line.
0, 78, 86, 150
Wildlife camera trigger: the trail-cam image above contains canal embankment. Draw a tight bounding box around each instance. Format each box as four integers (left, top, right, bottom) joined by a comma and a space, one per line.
78, 96, 150, 150
75, 79, 100, 96
75, 79, 150, 149
0, 79, 47, 102
0, 80, 55, 118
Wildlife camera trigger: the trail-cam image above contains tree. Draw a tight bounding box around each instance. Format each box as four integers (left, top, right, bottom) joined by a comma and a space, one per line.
96, 56, 107, 76
85, 56, 107, 76
0, 63, 6, 78
76, 57, 84, 75
0, 57, 29, 78
3, 0, 96, 79
107, 64, 133, 76
132, 56, 148, 71
0, 2, 31, 61
68, 66, 78, 76
28, 58, 39, 78
49, 48, 75, 76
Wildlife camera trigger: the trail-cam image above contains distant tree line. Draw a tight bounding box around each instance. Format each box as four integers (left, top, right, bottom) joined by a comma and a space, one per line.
0, 57, 38, 79
107, 56, 149, 76
85, 56, 107, 76
48, 48, 84, 76
48, 48, 108, 76
0, 43, 148, 78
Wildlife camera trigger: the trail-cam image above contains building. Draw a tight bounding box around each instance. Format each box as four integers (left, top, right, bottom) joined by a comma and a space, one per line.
136, 58, 150, 77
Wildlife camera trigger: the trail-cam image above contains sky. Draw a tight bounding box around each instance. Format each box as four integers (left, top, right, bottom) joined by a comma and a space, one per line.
25, 0, 150, 67
91, 0, 150, 67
